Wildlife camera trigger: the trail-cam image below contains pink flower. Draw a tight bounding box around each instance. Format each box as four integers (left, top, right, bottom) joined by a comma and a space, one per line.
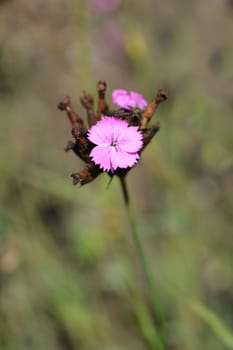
87, 117, 143, 172
112, 89, 148, 110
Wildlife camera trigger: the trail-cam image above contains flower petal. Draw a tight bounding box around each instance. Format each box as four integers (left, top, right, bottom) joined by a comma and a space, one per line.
112, 89, 129, 108
119, 126, 143, 153
89, 144, 113, 172
110, 146, 140, 170
130, 91, 148, 110
88, 117, 115, 145
112, 89, 148, 110
112, 117, 128, 141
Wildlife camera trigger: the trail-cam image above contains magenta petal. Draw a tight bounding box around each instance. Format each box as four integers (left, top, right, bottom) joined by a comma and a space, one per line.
88, 117, 115, 145
89, 144, 112, 171
110, 146, 139, 170
119, 126, 143, 153
88, 120, 109, 145
130, 91, 148, 110
112, 89, 127, 101
112, 89, 148, 110
112, 89, 130, 109
88, 117, 129, 145
112, 117, 128, 141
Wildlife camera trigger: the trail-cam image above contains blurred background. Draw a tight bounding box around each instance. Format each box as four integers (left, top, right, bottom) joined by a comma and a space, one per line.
0, 1, 233, 349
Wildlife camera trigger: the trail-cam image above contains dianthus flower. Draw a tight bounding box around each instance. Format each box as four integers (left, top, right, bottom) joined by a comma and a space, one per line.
88, 117, 143, 172
57, 81, 167, 186
112, 89, 148, 110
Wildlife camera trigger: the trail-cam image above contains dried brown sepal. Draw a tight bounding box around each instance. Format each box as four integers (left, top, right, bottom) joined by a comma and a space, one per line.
141, 122, 161, 150
156, 89, 168, 104
97, 80, 109, 120
80, 91, 97, 127
64, 141, 75, 152
105, 107, 143, 127
71, 163, 102, 186
57, 96, 87, 139
141, 89, 168, 129
128, 107, 143, 126
64, 135, 93, 163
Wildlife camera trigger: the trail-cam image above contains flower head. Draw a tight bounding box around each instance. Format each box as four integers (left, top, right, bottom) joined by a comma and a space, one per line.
88, 117, 143, 172
57, 81, 167, 186
112, 89, 148, 110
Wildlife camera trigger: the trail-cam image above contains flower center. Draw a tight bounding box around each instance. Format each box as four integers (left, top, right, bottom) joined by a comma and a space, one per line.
111, 140, 118, 147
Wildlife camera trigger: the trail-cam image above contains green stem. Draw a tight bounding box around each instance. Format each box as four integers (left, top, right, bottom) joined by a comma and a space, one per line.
120, 176, 165, 344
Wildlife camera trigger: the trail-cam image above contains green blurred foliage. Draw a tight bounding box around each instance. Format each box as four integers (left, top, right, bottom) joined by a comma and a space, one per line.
0, 1, 233, 349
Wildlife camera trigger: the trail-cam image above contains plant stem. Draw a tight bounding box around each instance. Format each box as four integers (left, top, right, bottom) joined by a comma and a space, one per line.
120, 176, 165, 344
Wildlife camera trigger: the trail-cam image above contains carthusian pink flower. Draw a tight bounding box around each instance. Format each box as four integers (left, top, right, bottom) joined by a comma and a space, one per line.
112, 89, 148, 110
57, 81, 167, 186
87, 116, 143, 172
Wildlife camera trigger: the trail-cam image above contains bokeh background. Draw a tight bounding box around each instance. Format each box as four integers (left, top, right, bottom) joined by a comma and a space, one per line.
0, 1, 233, 349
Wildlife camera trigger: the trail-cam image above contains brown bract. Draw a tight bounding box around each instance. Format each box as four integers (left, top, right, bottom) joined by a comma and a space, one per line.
57, 81, 168, 186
